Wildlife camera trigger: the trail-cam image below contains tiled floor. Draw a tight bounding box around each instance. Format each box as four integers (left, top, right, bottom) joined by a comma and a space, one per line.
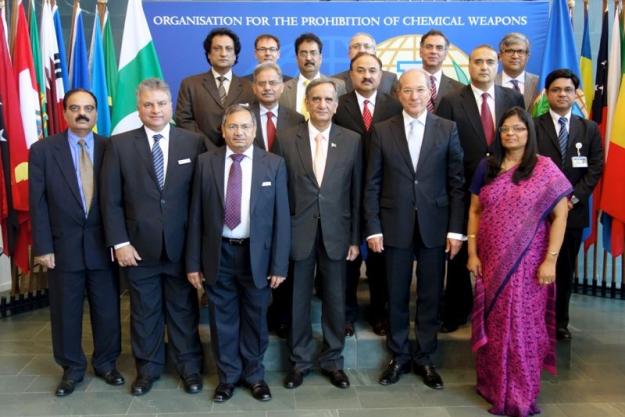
0, 293, 624, 417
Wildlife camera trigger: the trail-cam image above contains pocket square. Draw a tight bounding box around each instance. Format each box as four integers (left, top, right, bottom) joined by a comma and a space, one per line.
178, 158, 191, 165
331, 143, 337, 148
262, 181, 272, 187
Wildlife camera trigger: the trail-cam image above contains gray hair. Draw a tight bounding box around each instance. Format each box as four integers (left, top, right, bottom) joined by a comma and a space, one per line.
252, 62, 283, 82
221, 103, 257, 129
305, 77, 338, 100
499, 32, 530, 53
136, 78, 171, 101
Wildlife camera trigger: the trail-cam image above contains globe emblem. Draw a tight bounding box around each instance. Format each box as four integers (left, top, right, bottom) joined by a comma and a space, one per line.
376, 34, 470, 82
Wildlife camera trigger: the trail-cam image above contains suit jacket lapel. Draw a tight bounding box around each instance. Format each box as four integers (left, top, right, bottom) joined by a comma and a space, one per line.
226, 75, 243, 106
295, 125, 318, 187
134, 128, 160, 189
283, 80, 297, 111
321, 125, 342, 187
494, 86, 507, 125
249, 147, 265, 214
252, 104, 266, 150
540, 114, 561, 155
163, 126, 181, 191
345, 93, 365, 131
391, 116, 416, 175
52, 134, 83, 208
202, 72, 223, 109
211, 147, 226, 210
416, 114, 437, 177
460, 86, 487, 144
568, 115, 584, 156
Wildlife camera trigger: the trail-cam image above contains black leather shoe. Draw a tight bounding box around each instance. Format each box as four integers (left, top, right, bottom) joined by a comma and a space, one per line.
556, 327, 572, 340
96, 369, 125, 386
440, 322, 460, 333
284, 369, 307, 389
248, 380, 272, 401
379, 360, 411, 385
321, 369, 350, 389
131, 376, 156, 396
182, 373, 203, 394
371, 320, 388, 336
55, 377, 82, 397
213, 383, 235, 402
344, 323, 355, 337
414, 364, 444, 390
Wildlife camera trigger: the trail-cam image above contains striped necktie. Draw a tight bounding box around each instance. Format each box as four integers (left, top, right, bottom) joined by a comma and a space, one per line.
152, 134, 165, 189
558, 117, 568, 159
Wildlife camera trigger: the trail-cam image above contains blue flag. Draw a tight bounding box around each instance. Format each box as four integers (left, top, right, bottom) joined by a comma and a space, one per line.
69, 7, 90, 90
52, 3, 70, 93
89, 8, 111, 136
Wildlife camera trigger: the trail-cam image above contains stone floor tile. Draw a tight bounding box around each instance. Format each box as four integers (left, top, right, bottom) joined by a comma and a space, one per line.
355, 384, 423, 408
338, 407, 451, 417
0, 354, 35, 375
294, 385, 360, 410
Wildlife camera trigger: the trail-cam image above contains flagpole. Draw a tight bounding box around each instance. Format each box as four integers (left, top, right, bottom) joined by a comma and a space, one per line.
97, 0, 107, 28
68, 0, 79, 61
9, 0, 17, 52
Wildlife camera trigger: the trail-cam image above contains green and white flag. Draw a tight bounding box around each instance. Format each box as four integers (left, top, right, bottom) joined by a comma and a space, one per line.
102, 6, 117, 111
111, 0, 163, 134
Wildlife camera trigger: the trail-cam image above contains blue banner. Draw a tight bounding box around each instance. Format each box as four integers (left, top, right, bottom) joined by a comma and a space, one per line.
144, 1, 549, 101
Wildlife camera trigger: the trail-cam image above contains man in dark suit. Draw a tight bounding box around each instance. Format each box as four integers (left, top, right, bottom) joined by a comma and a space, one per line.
243, 34, 292, 82
332, 33, 397, 95
334, 52, 402, 337
535, 69, 603, 340
186, 104, 290, 402
175, 27, 255, 147
437, 45, 524, 333
495, 32, 539, 110
101, 78, 207, 396
418, 29, 464, 113
274, 78, 362, 390
364, 69, 465, 389
29, 88, 123, 397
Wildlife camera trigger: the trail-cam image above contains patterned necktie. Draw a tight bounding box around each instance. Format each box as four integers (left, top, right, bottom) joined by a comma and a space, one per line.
300, 79, 310, 120
510, 79, 521, 93
77, 138, 93, 213
480, 92, 495, 146
558, 116, 569, 159
266, 111, 276, 150
313, 133, 326, 186
224, 153, 244, 229
152, 134, 165, 189
217, 75, 227, 105
362, 99, 373, 131
427, 75, 437, 112
407, 120, 421, 171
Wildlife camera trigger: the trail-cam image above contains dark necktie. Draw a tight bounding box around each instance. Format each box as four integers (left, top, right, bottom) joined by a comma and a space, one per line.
510, 79, 521, 93
362, 99, 373, 131
558, 117, 569, 159
480, 92, 495, 146
266, 111, 276, 150
224, 153, 244, 229
77, 138, 93, 213
217, 75, 227, 105
427, 75, 437, 112
152, 134, 165, 189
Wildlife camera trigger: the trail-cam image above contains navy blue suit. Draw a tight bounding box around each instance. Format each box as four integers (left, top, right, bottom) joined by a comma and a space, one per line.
186, 145, 290, 384
29, 131, 120, 381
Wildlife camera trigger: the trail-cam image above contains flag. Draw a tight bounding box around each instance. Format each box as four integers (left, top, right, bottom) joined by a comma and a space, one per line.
0, 2, 7, 50
111, 0, 163, 134
0, 10, 30, 272
451, 58, 469, 85
28, 0, 45, 138
68, 1, 90, 90
40, 0, 66, 135
579, 0, 593, 113
89, 5, 110, 136
532, 0, 585, 118
52, 3, 69, 93
605, 2, 622, 153
102, 6, 118, 113
0, 100, 10, 253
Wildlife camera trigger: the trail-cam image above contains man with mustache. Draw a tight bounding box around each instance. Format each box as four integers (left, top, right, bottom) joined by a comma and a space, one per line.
495, 32, 539, 111
30, 88, 124, 396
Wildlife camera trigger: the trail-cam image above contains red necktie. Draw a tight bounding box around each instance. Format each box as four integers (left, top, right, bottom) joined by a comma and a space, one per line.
266, 111, 276, 150
480, 92, 495, 145
362, 100, 373, 131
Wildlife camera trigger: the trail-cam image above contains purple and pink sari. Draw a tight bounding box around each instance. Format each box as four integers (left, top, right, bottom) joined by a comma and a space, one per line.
471, 156, 572, 417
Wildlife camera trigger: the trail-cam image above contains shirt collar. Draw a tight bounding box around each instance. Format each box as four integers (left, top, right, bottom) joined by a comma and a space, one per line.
423, 69, 442, 83
549, 109, 572, 125
212, 68, 233, 82
355, 90, 377, 107
502, 70, 526, 85
298, 72, 320, 84
67, 130, 94, 147
260, 103, 279, 116
402, 110, 427, 129
308, 121, 331, 140
226, 144, 254, 160
471, 83, 496, 100
144, 123, 171, 140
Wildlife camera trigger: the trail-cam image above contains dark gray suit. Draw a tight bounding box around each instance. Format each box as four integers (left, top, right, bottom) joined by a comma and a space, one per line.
332, 70, 397, 96
495, 71, 540, 110
250, 102, 304, 151
433, 74, 464, 111
273, 122, 362, 372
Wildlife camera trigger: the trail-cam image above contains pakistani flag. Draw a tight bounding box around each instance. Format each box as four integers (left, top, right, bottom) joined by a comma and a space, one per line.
111, 0, 163, 134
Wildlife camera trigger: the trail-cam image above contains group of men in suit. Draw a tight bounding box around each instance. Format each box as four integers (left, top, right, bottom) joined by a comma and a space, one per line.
29, 24, 602, 403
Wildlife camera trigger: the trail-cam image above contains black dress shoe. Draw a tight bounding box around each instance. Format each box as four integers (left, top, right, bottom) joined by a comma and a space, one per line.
344, 323, 355, 337
379, 360, 411, 385
440, 322, 460, 333
213, 383, 235, 402
556, 327, 572, 340
131, 376, 156, 396
371, 320, 388, 336
248, 380, 272, 401
182, 373, 203, 394
55, 377, 82, 397
284, 369, 307, 389
414, 364, 444, 390
321, 369, 350, 389
96, 369, 125, 386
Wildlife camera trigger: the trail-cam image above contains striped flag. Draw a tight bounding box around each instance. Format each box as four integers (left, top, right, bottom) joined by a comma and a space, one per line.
89, 5, 111, 136
68, 1, 90, 90
28, 0, 45, 138
102, 5, 118, 113
580, 0, 593, 113
52, 2, 69, 93
40, 0, 66, 135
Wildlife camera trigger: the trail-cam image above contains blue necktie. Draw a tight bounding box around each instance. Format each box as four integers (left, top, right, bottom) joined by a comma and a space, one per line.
152, 134, 165, 189
558, 117, 568, 160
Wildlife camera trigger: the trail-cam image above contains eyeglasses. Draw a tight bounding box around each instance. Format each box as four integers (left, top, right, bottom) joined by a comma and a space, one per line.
548, 87, 576, 94
256, 47, 278, 53
255, 80, 282, 87
400, 87, 429, 95
498, 125, 527, 133
225, 124, 253, 131
350, 42, 374, 51
502, 48, 528, 56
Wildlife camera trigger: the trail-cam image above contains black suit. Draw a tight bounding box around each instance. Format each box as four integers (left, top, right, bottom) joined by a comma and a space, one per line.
436, 84, 524, 328
535, 113, 603, 329
433, 74, 464, 112
334, 91, 402, 325
101, 125, 205, 380
332, 70, 397, 96
186, 146, 290, 384
273, 122, 362, 372
250, 102, 304, 151
364, 113, 464, 366
175, 71, 255, 147
29, 131, 120, 381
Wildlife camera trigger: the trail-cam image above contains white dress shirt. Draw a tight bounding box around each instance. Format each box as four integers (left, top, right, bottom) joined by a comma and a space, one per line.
259, 103, 279, 150
296, 72, 320, 114
145, 124, 171, 180
549, 108, 572, 135
502, 71, 526, 94
471, 84, 496, 129
222, 145, 254, 239
355, 90, 377, 116
212, 68, 233, 95
424, 69, 443, 92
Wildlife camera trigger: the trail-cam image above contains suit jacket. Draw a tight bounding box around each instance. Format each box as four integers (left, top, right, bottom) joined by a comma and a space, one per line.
437, 84, 525, 190
29, 132, 112, 271
535, 113, 603, 228
279, 74, 346, 113
250, 102, 304, 151
273, 123, 362, 261
363, 113, 465, 249
434, 74, 464, 111
175, 71, 255, 147
495, 71, 540, 110
186, 146, 290, 288
332, 70, 397, 96
100, 126, 205, 264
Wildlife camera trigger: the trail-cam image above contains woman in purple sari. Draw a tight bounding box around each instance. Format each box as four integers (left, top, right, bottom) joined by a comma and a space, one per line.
467, 107, 571, 417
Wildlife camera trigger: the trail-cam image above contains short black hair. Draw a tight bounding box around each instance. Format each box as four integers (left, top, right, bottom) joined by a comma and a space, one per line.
63, 88, 98, 110
545, 68, 580, 90
203, 27, 241, 65
349, 52, 382, 71
255, 34, 280, 50
420, 29, 450, 48
294, 33, 323, 54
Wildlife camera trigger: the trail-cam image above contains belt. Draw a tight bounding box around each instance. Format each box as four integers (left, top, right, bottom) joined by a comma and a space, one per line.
222, 237, 250, 246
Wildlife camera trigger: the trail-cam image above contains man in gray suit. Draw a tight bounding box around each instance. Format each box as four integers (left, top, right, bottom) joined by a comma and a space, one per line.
495, 32, 539, 110
419, 29, 464, 113
332, 33, 397, 95
279, 33, 346, 118
274, 78, 362, 390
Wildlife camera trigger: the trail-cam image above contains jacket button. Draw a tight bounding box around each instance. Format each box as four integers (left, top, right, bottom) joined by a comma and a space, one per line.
414, 180, 419, 185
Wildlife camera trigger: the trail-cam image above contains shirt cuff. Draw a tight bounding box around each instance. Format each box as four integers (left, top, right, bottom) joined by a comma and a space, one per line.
447, 232, 466, 241
366, 233, 383, 241
113, 242, 130, 250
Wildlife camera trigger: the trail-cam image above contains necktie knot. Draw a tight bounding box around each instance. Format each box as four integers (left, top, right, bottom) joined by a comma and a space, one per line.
231, 153, 245, 163
559, 116, 567, 126
153, 134, 163, 142
482, 92, 490, 101
217, 76, 225, 84
315, 133, 325, 143
362, 100, 373, 130
266, 111, 274, 120
78, 138, 87, 148
510, 79, 520, 92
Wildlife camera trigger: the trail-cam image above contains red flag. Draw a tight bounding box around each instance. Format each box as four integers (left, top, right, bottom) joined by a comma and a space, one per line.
40, 0, 66, 134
